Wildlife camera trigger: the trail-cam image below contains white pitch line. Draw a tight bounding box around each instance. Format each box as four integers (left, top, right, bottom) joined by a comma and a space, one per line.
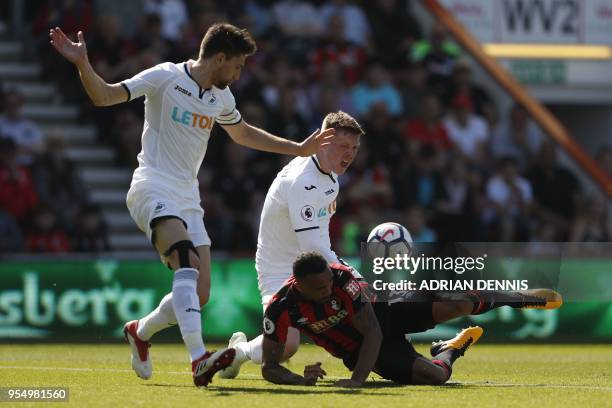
0, 366, 610, 391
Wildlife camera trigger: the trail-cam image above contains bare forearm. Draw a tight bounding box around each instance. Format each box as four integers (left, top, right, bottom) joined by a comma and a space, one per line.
262, 363, 305, 385
239, 123, 302, 156
75, 59, 123, 107
351, 333, 382, 384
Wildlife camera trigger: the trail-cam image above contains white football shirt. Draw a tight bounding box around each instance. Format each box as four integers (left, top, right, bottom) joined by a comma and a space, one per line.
256, 156, 341, 283
121, 61, 242, 186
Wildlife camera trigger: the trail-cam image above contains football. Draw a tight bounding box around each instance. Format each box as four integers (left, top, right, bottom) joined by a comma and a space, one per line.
366, 222, 413, 259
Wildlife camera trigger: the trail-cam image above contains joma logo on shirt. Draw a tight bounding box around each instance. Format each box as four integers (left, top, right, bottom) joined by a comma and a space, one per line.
171, 106, 214, 129
174, 84, 192, 97
308, 309, 348, 333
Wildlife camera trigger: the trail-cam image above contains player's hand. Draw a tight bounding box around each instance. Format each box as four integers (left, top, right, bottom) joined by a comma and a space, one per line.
303, 362, 326, 386
333, 378, 362, 388
49, 27, 88, 67
298, 127, 335, 157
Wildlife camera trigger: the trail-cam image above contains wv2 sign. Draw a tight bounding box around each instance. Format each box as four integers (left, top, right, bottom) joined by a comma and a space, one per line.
501, 0, 579, 43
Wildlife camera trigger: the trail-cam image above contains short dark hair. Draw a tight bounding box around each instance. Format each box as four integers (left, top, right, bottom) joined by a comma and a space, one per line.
199, 23, 257, 60
322, 111, 364, 137
293, 252, 328, 279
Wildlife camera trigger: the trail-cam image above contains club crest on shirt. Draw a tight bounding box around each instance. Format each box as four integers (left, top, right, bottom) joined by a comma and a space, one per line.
208, 94, 217, 105
301, 205, 315, 222
154, 202, 166, 213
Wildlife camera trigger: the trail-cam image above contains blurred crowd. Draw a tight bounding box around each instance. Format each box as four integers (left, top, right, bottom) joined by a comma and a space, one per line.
1, 0, 611, 255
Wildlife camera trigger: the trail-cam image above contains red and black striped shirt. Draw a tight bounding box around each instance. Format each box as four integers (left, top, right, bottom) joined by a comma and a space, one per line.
263, 264, 366, 361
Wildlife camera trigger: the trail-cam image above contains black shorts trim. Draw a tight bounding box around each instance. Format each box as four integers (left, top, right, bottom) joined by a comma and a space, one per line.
150, 215, 188, 246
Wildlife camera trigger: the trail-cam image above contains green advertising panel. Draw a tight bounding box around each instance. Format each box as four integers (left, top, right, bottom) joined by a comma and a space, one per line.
0, 259, 610, 342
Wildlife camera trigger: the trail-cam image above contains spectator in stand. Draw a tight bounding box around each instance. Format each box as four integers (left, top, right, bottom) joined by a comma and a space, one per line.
0, 89, 45, 166
311, 14, 367, 87
343, 148, 394, 214
319, 0, 372, 50
129, 13, 176, 62
491, 103, 543, 170
214, 143, 259, 251
87, 14, 137, 84
435, 158, 481, 241
133, 13, 176, 62
0, 209, 24, 253
403, 93, 451, 159
484, 157, 533, 241
570, 194, 611, 242
405, 205, 437, 242
272, 0, 323, 63
25, 203, 71, 253
239, 0, 274, 37
362, 103, 405, 171
393, 144, 445, 211
268, 86, 309, 143
33, 0, 94, 39
111, 108, 144, 169
397, 61, 428, 120
443, 93, 489, 165
365, 0, 422, 68
33, 0, 94, 100
72, 203, 110, 252
442, 58, 494, 119
144, 0, 188, 42
0, 138, 38, 224
351, 61, 403, 117
32, 132, 87, 227
527, 142, 580, 239
308, 61, 355, 123
272, 0, 323, 39
411, 23, 461, 95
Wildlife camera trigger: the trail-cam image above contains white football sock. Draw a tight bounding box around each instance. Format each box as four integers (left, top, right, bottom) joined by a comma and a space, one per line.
172, 267, 206, 362
238, 334, 263, 364
137, 293, 177, 341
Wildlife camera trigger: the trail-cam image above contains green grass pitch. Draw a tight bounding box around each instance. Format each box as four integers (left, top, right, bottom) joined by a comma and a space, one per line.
0, 343, 610, 407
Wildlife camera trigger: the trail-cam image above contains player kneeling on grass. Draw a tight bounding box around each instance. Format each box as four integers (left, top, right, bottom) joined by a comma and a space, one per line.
260, 252, 483, 387
260, 252, 563, 387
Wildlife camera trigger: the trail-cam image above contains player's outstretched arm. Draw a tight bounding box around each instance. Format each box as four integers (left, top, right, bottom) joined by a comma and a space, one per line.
222, 121, 334, 157
261, 337, 325, 385
49, 27, 128, 107
336, 302, 382, 388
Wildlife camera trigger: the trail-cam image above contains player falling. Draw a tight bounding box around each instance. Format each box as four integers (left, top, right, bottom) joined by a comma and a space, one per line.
50, 23, 332, 386
218, 111, 364, 378
261, 252, 563, 387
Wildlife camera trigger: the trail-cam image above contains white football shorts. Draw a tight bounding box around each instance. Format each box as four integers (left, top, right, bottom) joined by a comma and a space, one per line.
126, 180, 211, 247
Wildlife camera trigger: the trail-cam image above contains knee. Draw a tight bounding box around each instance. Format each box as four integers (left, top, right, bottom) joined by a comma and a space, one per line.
164, 240, 200, 270
427, 371, 449, 385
